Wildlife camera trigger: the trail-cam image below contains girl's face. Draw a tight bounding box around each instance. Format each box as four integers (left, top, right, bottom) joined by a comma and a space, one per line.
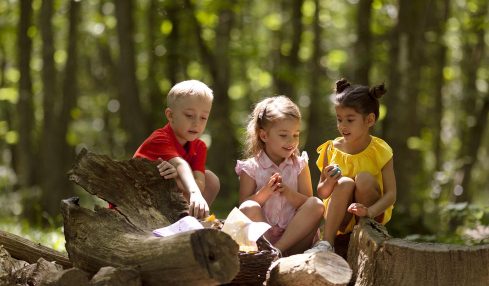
259, 118, 300, 165
335, 106, 374, 143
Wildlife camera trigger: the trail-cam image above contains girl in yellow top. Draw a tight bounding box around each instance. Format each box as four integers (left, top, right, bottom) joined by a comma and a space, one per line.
306, 78, 397, 253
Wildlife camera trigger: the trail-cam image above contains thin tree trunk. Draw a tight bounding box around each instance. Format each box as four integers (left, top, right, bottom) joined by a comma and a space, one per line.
39, 0, 63, 219
453, 1, 488, 204
352, 0, 373, 85
432, 0, 450, 173
115, 0, 147, 153
185, 0, 238, 197
383, 0, 427, 226
146, 0, 163, 130
165, 0, 181, 86
16, 0, 36, 188
305, 0, 335, 186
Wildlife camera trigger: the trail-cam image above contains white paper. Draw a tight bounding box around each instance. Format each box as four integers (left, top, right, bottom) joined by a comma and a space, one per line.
153, 216, 204, 237
221, 207, 271, 251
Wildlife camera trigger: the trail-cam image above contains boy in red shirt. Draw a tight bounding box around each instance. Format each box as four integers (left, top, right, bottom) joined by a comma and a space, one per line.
133, 80, 220, 219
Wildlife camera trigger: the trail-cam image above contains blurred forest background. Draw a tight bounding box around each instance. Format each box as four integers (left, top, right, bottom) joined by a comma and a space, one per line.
0, 0, 488, 251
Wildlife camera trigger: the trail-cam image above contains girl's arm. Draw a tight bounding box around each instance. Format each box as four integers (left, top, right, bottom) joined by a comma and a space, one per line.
238, 172, 279, 205
366, 158, 397, 218
279, 165, 312, 209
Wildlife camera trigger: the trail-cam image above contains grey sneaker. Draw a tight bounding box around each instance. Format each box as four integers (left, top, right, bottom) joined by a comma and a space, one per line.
304, 240, 334, 254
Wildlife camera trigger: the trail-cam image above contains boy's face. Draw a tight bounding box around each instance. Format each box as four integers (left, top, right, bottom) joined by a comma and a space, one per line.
165, 97, 212, 145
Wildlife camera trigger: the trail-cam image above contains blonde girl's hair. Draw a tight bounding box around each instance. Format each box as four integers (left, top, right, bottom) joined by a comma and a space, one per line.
244, 96, 301, 158
167, 80, 214, 108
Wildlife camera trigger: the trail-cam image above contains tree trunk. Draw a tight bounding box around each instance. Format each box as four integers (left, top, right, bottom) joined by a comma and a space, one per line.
305, 0, 335, 186
16, 0, 36, 188
452, 1, 488, 204
63, 150, 240, 285
115, 0, 147, 153
39, 0, 65, 220
352, 0, 373, 85
185, 0, 239, 197
382, 0, 427, 229
348, 218, 489, 286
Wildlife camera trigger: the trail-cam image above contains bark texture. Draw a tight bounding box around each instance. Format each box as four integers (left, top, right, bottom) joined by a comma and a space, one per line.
63, 149, 240, 285
348, 218, 489, 286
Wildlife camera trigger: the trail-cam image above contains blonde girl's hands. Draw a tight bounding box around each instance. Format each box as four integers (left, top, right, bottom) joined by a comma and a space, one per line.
347, 203, 369, 218
157, 158, 178, 179
259, 173, 281, 196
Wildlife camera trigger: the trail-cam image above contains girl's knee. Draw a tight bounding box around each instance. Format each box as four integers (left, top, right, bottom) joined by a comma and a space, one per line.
354, 172, 379, 194
336, 177, 355, 193
239, 200, 261, 212
205, 170, 220, 193
302, 197, 324, 215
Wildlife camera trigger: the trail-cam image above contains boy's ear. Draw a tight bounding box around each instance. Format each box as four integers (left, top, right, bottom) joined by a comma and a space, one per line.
165, 108, 173, 122
259, 129, 268, 142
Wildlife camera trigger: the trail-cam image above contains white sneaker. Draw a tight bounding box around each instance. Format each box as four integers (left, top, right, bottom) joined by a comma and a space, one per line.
304, 240, 334, 254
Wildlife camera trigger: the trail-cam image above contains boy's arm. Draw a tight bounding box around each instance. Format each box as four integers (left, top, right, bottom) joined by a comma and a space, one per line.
168, 157, 209, 218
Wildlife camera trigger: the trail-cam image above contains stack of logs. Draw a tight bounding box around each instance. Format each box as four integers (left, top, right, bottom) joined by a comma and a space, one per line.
1, 149, 488, 285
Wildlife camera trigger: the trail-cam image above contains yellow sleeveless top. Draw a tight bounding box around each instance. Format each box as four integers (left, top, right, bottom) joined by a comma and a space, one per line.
316, 136, 393, 233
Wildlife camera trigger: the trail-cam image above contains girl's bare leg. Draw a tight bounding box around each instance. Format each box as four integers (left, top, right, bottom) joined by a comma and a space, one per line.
203, 170, 220, 206
323, 177, 355, 245
354, 172, 380, 206
274, 197, 324, 254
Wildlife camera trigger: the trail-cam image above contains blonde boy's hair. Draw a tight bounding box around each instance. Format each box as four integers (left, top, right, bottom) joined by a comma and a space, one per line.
167, 80, 214, 108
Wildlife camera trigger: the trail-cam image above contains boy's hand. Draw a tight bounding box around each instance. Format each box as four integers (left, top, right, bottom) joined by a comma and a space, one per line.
157, 158, 177, 179
189, 191, 209, 219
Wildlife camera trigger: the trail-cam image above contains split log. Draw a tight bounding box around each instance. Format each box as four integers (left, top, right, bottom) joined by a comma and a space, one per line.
348, 218, 489, 286
39, 267, 89, 286
63, 149, 240, 285
90, 266, 141, 286
0, 230, 71, 268
14, 258, 64, 286
267, 252, 352, 286
0, 246, 29, 285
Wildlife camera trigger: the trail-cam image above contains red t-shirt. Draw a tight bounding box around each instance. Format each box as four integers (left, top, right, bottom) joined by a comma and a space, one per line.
109, 124, 207, 209
133, 123, 207, 173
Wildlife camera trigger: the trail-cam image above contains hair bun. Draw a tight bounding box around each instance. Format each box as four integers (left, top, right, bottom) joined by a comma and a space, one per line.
369, 83, 387, 99
335, 78, 351, 93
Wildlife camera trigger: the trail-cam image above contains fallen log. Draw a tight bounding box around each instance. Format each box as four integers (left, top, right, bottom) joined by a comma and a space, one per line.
0, 230, 71, 268
63, 149, 240, 285
267, 252, 352, 286
348, 218, 489, 286
90, 266, 141, 286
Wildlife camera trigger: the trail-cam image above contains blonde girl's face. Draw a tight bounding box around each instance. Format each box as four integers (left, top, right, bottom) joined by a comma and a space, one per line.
259, 118, 300, 165
335, 106, 374, 143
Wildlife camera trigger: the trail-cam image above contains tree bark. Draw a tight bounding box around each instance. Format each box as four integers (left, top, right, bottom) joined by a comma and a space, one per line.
64, 150, 240, 285
114, 0, 147, 153
16, 0, 36, 188
90, 266, 142, 286
0, 230, 71, 269
352, 0, 373, 85
348, 218, 489, 286
267, 252, 352, 286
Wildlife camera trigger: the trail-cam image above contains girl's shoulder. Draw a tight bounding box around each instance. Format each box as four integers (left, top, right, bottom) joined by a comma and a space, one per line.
235, 156, 260, 178
316, 137, 343, 153
370, 136, 393, 155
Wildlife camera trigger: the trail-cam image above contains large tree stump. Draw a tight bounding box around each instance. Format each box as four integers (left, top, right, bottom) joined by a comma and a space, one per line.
348, 218, 489, 286
267, 252, 352, 286
63, 149, 239, 285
